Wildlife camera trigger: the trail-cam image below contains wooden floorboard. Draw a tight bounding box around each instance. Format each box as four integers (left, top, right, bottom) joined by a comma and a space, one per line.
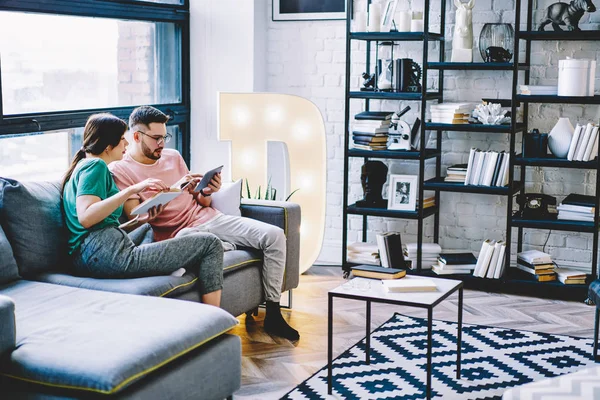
231, 266, 596, 399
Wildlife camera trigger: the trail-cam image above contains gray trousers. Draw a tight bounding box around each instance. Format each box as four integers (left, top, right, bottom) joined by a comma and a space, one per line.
72, 225, 224, 295
177, 214, 286, 302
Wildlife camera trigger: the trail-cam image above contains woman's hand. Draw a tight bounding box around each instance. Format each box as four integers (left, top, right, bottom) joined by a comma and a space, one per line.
140, 205, 164, 223
130, 178, 169, 194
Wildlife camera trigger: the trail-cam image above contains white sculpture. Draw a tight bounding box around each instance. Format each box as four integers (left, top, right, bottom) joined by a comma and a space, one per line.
451, 0, 475, 62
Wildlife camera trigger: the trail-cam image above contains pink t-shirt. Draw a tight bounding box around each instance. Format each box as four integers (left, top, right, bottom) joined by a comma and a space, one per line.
110, 149, 220, 241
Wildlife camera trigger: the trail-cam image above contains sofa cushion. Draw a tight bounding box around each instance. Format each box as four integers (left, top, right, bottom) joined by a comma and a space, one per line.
0, 178, 67, 277
32, 271, 197, 298
223, 249, 262, 274
0, 224, 20, 284
0, 280, 238, 395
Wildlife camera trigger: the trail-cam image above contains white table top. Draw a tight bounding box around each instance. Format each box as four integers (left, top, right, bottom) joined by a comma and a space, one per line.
329, 275, 462, 307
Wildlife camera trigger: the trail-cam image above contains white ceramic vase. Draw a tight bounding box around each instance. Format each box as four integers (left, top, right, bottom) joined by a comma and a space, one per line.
548, 117, 574, 158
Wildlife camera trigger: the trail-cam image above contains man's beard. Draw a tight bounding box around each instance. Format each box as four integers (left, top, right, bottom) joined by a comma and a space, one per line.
141, 140, 162, 160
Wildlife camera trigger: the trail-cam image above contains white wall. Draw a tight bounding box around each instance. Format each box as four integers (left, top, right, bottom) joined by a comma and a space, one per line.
193, 0, 600, 270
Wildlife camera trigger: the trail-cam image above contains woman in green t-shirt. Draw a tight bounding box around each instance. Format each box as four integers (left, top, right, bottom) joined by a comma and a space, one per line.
62, 113, 223, 307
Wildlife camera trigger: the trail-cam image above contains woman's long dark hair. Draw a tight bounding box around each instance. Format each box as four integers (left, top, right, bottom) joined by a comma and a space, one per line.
61, 113, 128, 191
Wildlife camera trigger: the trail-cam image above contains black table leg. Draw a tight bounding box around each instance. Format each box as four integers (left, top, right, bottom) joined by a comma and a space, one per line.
366, 300, 371, 365
457, 287, 463, 379
427, 307, 433, 400
594, 307, 599, 361
328, 294, 333, 394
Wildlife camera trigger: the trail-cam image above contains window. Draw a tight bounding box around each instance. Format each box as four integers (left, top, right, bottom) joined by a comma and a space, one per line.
0, 1, 190, 173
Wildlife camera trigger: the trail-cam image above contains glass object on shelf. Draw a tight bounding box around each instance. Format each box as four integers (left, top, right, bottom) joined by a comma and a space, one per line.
478, 23, 514, 62
376, 41, 398, 91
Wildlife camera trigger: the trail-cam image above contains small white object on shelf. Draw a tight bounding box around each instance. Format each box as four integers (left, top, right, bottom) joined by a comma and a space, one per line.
472, 103, 510, 125
548, 117, 574, 159
519, 85, 558, 95
558, 58, 596, 97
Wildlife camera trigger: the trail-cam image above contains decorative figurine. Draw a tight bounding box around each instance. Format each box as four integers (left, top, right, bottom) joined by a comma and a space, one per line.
485, 46, 513, 62
538, 0, 596, 31
360, 72, 376, 91
355, 161, 389, 208
451, 0, 475, 62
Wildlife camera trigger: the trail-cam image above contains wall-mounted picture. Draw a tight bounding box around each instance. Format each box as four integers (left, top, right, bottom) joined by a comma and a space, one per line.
273, 0, 347, 21
387, 174, 418, 211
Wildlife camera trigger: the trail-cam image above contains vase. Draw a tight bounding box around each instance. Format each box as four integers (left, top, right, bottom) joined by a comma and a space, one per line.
548, 117, 574, 158
478, 23, 514, 62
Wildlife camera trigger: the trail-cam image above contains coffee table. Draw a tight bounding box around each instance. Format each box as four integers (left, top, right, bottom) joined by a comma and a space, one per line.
327, 275, 463, 400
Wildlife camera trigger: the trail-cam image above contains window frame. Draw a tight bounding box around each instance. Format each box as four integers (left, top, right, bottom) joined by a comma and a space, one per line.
0, 0, 191, 163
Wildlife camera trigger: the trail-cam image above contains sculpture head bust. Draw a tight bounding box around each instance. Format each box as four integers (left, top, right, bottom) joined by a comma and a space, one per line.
356, 161, 388, 208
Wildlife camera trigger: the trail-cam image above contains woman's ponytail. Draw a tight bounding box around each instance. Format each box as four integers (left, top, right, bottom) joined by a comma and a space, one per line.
61, 147, 86, 193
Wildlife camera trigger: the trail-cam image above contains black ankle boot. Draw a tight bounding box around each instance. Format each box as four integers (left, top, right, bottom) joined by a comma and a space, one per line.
264, 301, 300, 341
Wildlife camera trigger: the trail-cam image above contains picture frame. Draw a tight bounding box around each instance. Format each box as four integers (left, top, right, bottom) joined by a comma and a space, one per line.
387, 174, 418, 211
272, 0, 347, 21
380, 0, 399, 32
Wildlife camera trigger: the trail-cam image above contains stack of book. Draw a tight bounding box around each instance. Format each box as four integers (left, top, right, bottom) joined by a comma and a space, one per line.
463, 148, 510, 187
376, 232, 406, 269
557, 194, 595, 222
433, 252, 477, 275
444, 164, 468, 183
347, 242, 379, 265
430, 103, 472, 124
404, 243, 442, 270
515, 250, 556, 282
519, 85, 558, 96
352, 111, 393, 151
567, 123, 599, 162
473, 240, 507, 279
554, 268, 587, 285
417, 195, 436, 209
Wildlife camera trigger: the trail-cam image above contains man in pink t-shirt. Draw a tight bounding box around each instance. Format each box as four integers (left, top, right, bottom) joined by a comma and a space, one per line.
110, 106, 298, 341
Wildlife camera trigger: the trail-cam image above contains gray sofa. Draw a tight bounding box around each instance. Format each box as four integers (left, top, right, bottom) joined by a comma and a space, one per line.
0, 178, 301, 399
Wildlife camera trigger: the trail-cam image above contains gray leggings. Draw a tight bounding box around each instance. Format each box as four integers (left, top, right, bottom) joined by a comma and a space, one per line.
72, 225, 224, 295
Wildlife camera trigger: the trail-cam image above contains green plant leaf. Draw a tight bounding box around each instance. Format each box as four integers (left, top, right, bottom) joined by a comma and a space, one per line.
272, 188, 277, 200
245, 179, 251, 199
257, 186, 261, 199
285, 188, 300, 201
265, 177, 272, 200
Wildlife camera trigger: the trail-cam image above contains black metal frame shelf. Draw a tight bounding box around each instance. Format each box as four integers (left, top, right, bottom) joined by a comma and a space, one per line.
349, 91, 442, 100
517, 30, 600, 41
350, 32, 443, 41
516, 95, 600, 104
511, 214, 598, 233
423, 178, 523, 195
515, 154, 599, 169
424, 122, 525, 133
348, 148, 440, 160
346, 204, 438, 219
427, 62, 529, 70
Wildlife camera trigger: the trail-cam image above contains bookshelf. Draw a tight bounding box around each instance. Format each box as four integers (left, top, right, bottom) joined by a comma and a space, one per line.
341, 0, 597, 301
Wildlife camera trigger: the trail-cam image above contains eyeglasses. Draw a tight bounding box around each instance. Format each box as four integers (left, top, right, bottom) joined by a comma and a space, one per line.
137, 130, 172, 145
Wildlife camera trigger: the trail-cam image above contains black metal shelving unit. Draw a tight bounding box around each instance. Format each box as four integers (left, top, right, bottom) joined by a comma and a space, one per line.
512, 0, 600, 293
342, 0, 597, 301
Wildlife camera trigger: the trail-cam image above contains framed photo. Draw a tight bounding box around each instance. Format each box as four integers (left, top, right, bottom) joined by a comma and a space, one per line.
387, 174, 418, 211
380, 0, 399, 32
272, 0, 347, 21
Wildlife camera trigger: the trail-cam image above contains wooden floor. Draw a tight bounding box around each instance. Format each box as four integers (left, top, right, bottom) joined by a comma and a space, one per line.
231, 266, 596, 399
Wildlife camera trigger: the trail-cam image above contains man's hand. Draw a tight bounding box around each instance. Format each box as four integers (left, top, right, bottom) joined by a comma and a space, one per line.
172, 174, 203, 194
201, 172, 221, 196
140, 204, 165, 223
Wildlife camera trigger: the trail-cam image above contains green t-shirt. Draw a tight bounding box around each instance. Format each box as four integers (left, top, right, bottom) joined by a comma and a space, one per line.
63, 158, 123, 254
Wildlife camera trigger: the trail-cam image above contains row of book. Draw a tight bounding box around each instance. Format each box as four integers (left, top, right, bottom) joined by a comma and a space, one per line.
430, 103, 471, 124
444, 164, 468, 183
516, 250, 556, 282
473, 240, 507, 279
557, 193, 595, 222
404, 242, 441, 270
463, 149, 510, 187
352, 111, 392, 151
376, 233, 405, 269
567, 123, 599, 162
432, 252, 477, 275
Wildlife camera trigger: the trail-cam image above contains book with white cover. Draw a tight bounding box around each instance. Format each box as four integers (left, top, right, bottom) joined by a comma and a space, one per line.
583, 126, 599, 161
557, 204, 594, 213
404, 243, 442, 256
500, 153, 510, 186
557, 211, 594, 222
376, 234, 389, 268
567, 124, 583, 161
517, 250, 552, 265
347, 242, 379, 253
469, 152, 482, 185
493, 242, 507, 279
478, 152, 491, 185
575, 123, 594, 161
486, 241, 504, 279
381, 277, 437, 292
477, 240, 496, 278
464, 148, 477, 185
482, 151, 499, 186
473, 240, 492, 277
495, 152, 508, 187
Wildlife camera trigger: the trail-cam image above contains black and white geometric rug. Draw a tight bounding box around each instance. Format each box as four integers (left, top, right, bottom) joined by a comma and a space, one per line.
282, 313, 595, 399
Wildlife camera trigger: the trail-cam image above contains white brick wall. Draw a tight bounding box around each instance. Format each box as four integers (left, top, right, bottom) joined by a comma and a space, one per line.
266, 0, 600, 270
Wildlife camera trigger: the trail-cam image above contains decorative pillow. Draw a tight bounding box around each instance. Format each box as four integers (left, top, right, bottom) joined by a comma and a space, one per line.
0, 178, 68, 277
0, 223, 20, 284
211, 179, 242, 216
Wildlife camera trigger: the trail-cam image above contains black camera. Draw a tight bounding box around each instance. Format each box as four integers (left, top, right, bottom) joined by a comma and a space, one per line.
523, 129, 548, 158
